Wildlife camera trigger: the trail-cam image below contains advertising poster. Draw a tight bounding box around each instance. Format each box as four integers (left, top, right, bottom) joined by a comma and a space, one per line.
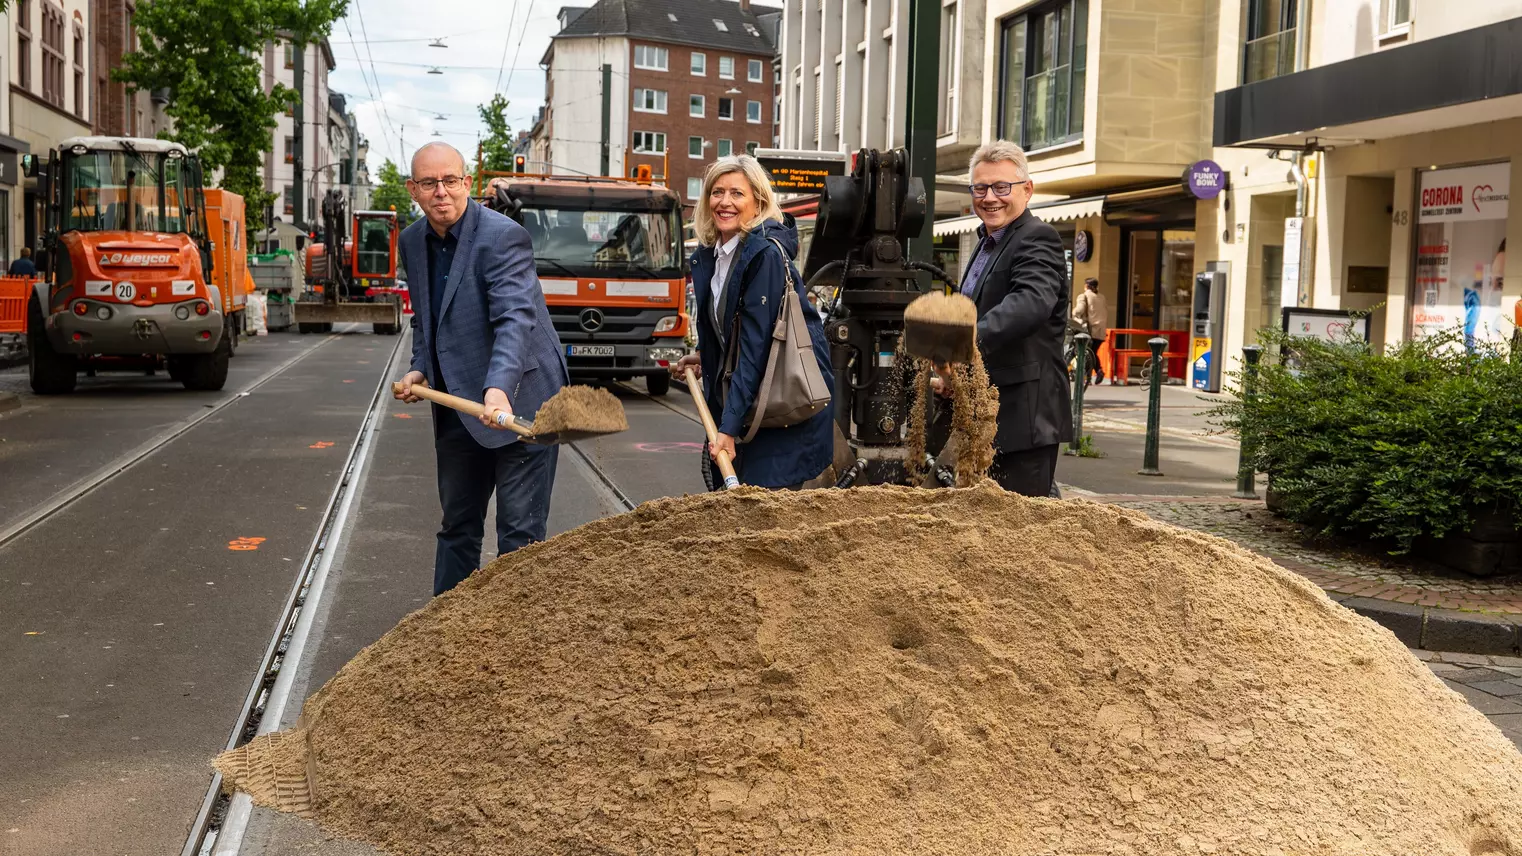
1413, 163, 1510, 349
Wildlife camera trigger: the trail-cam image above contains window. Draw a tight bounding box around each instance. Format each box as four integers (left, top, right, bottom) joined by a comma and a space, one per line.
713, 19, 728, 32
632, 131, 666, 153
938, 1, 959, 136
687, 177, 703, 200
691, 52, 706, 75
746, 141, 759, 156
41, 2, 65, 108
719, 56, 734, 79
718, 97, 733, 120
1384, 0, 1411, 32
633, 88, 668, 113
72, 23, 84, 118
690, 93, 705, 117
689, 135, 705, 158
1243, 0, 1297, 84
834, 60, 843, 133
16, 0, 30, 90
747, 100, 762, 123
634, 45, 669, 71
283, 41, 295, 70
996, 0, 1087, 151
717, 139, 732, 157
285, 136, 295, 164
284, 185, 295, 216
747, 59, 764, 82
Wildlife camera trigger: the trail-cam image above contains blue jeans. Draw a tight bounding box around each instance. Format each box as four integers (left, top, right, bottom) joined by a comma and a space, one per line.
432, 404, 558, 596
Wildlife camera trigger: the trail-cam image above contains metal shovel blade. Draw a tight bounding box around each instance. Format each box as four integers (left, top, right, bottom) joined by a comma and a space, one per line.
903, 318, 977, 365
500, 415, 625, 446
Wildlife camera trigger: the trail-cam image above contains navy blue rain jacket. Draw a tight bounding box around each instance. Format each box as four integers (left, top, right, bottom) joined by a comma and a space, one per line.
689, 216, 834, 488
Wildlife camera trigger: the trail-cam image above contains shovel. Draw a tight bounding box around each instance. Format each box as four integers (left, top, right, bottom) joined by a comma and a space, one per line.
902, 291, 978, 365
683, 367, 740, 489
393, 381, 620, 445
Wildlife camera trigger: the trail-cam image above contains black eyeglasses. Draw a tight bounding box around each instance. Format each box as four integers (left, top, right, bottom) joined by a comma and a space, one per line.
413, 176, 467, 192
969, 182, 1024, 198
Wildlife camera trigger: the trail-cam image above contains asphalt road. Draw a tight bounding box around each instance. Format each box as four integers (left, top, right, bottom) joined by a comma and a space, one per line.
0, 327, 405, 855
0, 327, 710, 855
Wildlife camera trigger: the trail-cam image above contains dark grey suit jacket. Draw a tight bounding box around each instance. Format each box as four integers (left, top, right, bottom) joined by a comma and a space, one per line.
401, 200, 568, 449
968, 208, 1073, 453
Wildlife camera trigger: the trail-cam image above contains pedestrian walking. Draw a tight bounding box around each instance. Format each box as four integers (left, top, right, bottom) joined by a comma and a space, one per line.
1072, 277, 1108, 384
669, 155, 834, 489
8, 247, 37, 277
392, 142, 569, 596
937, 140, 1071, 497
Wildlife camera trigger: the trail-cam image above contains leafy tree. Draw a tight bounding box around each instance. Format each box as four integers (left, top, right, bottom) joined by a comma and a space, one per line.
115, 0, 349, 230
477, 94, 516, 175
371, 159, 417, 227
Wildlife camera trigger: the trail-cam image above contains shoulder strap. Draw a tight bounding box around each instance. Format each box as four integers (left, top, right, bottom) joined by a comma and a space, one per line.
738, 239, 797, 443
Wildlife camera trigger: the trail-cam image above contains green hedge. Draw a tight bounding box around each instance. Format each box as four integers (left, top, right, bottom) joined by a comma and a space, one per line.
1211, 331, 1522, 551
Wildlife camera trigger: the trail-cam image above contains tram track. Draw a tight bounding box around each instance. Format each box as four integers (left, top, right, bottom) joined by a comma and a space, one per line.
0, 335, 337, 549
181, 332, 406, 856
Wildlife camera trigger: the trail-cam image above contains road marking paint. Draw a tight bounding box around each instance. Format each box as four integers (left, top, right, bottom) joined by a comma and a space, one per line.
227, 537, 266, 551
342, 379, 355, 383
394, 413, 412, 419
308, 441, 335, 449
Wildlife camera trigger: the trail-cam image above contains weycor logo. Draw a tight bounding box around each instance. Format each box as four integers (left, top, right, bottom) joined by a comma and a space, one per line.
99, 252, 173, 266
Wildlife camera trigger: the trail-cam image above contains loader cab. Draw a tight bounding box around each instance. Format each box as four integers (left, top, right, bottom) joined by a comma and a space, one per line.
44, 137, 212, 278
352, 211, 398, 284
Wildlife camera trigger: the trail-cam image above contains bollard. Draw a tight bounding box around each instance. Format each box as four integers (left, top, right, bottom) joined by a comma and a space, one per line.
1065, 332, 1091, 456
1233, 345, 1264, 498
1138, 336, 1167, 476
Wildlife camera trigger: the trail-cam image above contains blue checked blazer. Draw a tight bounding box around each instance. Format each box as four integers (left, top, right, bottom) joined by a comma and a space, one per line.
401, 200, 568, 449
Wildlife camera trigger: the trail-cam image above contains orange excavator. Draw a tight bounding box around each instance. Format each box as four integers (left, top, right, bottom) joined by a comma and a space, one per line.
24, 136, 243, 393
297, 189, 402, 335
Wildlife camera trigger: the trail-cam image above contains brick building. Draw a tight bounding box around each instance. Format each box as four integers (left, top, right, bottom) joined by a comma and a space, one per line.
90, 0, 170, 138
539, 0, 776, 214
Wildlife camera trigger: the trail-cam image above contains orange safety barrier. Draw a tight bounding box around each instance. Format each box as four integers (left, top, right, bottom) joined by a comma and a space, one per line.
1097, 329, 1189, 385
0, 275, 34, 335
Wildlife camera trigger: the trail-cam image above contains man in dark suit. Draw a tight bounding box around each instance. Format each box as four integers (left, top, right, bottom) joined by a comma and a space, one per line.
393, 142, 569, 595
944, 140, 1071, 496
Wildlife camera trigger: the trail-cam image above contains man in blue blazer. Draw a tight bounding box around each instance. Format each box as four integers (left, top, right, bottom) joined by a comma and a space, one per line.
393, 142, 568, 595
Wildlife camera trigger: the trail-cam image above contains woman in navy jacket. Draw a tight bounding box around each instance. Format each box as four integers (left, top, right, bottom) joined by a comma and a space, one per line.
670, 155, 834, 489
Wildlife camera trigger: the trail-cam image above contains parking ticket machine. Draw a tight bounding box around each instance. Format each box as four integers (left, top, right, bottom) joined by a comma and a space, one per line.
1191, 266, 1228, 392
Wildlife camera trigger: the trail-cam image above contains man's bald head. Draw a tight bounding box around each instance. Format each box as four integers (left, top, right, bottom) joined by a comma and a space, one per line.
411, 141, 467, 176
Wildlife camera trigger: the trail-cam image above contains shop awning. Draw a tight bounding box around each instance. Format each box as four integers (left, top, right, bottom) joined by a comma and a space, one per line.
933, 195, 1105, 236
1214, 17, 1522, 148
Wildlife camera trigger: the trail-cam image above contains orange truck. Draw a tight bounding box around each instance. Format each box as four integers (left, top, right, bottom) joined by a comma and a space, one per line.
23, 136, 239, 394
479, 169, 689, 395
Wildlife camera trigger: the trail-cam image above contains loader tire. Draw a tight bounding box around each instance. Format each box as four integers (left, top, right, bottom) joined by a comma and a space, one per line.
27, 299, 76, 395
179, 331, 231, 391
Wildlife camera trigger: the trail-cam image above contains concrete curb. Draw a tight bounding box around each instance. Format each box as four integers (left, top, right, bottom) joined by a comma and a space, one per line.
0, 392, 19, 414
1080, 413, 1240, 448
1334, 595, 1521, 656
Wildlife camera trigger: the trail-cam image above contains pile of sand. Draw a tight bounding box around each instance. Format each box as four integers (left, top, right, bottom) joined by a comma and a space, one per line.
531, 385, 628, 435
220, 485, 1522, 855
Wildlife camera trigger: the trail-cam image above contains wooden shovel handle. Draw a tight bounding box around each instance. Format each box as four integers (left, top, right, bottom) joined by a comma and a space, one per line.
683, 368, 739, 489
393, 381, 532, 437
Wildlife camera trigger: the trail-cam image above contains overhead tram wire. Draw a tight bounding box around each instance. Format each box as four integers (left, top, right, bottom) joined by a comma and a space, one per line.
493, 0, 516, 93
354, 0, 405, 165
503, 0, 539, 93
340, 16, 401, 161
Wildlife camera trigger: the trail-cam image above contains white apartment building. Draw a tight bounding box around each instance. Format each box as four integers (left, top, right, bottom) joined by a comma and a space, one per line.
261, 37, 338, 246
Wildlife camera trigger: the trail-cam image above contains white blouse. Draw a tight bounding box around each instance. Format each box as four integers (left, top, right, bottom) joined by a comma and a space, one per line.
710, 234, 742, 332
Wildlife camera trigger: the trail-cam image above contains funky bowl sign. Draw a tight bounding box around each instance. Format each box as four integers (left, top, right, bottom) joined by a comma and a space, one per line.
1185, 160, 1226, 200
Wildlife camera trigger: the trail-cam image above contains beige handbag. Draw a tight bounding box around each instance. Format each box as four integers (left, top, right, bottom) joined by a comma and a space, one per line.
720, 238, 833, 443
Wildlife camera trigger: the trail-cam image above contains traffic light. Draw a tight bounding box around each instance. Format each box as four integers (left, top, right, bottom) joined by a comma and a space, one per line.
514, 154, 526, 173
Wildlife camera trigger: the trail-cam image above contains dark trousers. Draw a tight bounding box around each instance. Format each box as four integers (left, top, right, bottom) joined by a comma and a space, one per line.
1086, 338, 1104, 382
990, 444, 1060, 498
432, 404, 558, 596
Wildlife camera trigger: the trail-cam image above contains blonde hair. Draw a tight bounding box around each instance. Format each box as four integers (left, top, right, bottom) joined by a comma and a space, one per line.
969, 140, 1030, 181
693, 155, 783, 248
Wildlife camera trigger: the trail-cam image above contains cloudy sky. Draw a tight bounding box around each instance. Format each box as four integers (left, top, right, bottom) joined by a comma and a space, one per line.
328, 0, 779, 175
